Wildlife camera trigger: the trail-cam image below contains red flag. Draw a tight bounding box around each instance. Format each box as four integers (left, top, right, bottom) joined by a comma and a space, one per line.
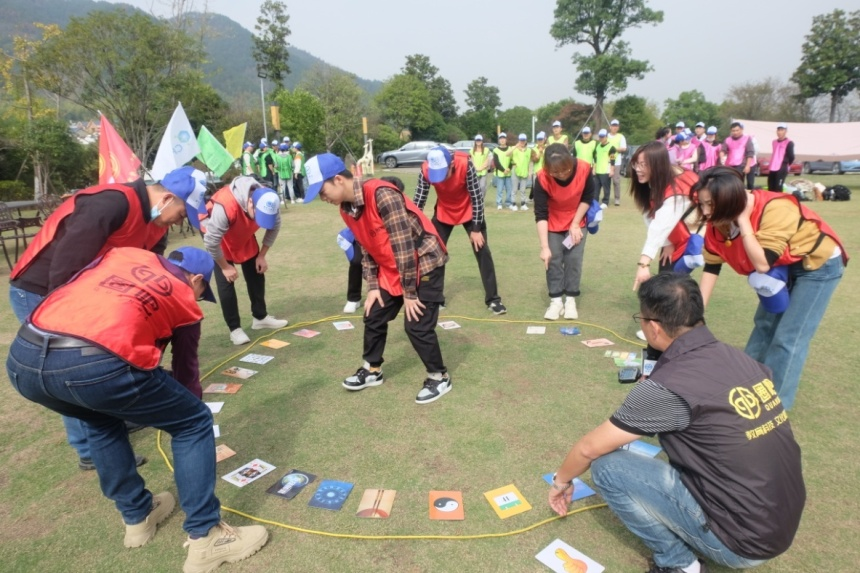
99, 114, 141, 184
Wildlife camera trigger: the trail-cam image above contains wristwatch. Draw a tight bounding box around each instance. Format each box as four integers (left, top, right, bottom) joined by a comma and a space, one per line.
551, 473, 573, 492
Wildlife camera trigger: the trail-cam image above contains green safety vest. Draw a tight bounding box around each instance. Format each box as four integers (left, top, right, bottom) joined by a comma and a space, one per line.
594, 143, 614, 174
493, 146, 512, 176
574, 139, 597, 166
607, 133, 624, 165
274, 152, 293, 178
258, 149, 271, 177
533, 145, 546, 171
547, 134, 569, 147
242, 151, 256, 175
511, 146, 532, 178
470, 148, 491, 176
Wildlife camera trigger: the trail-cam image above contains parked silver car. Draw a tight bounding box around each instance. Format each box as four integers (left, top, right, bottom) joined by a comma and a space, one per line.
377, 141, 440, 168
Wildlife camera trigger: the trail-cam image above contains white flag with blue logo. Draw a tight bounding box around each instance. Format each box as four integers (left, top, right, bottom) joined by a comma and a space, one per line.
150, 102, 201, 180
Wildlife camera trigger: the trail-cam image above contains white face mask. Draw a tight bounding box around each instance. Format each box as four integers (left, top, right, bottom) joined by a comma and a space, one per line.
151, 196, 174, 219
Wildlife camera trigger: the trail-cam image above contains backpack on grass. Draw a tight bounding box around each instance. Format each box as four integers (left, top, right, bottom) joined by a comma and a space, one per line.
823, 185, 851, 201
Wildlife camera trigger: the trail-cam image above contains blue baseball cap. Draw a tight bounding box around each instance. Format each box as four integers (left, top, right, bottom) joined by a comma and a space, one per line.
749, 265, 790, 314
536, 131, 546, 140
498, 132, 507, 139
426, 146, 452, 183
673, 234, 705, 273
250, 187, 280, 229
598, 129, 608, 138
159, 166, 207, 230
167, 246, 216, 303
337, 228, 356, 262
706, 126, 718, 135
585, 200, 603, 234
304, 153, 346, 203
279, 144, 289, 151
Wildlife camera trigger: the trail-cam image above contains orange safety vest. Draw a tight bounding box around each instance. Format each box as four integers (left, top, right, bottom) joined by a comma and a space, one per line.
536, 159, 592, 233
205, 186, 260, 263
29, 247, 203, 370
341, 180, 445, 297
657, 170, 700, 262
704, 190, 849, 275
11, 183, 164, 280
421, 152, 472, 225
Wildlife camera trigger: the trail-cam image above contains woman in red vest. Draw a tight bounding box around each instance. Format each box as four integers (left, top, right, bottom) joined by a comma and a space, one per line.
533, 143, 595, 320
304, 153, 452, 405
696, 166, 847, 410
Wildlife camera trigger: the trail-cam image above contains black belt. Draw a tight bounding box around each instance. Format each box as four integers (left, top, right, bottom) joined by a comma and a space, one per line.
18, 324, 106, 353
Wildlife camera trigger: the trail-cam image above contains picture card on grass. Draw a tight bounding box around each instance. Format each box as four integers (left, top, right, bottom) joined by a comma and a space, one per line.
429, 491, 464, 520
221, 366, 257, 379
483, 484, 532, 519
266, 470, 316, 500
221, 459, 276, 488
203, 383, 242, 394
238, 353, 274, 365
332, 321, 355, 331
205, 402, 224, 414
212, 425, 220, 438
215, 444, 236, 463
308, 480, 353, 511
582, 338, 614, 348
536, 538, 605, 573
293, 329, 321, 338
356, 489, 396, 518
541, 474, 597, 501
437, 320, 461, 330
527, 326, 547, 335
260, 339, 290, 349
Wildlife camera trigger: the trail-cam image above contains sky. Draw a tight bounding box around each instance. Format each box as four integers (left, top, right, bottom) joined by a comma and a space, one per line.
113, 0, 850, 114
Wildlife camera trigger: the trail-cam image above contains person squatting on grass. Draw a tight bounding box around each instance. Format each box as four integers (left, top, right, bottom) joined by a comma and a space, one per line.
695, 166, 848, 411
5, 247, 269, 573
304, 153, 453, 405
548, 273, 805, 573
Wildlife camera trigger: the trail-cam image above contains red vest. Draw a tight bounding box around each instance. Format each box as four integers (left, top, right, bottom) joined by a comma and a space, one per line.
536, 159, 592, 232
700, 141, 720, 171
340, 180, 445, 297
206, 186, 260, 263
704, 190, 849, 275
724, 135, 750, 167
661, 171, 699, 261
421, 152, 472, 225
30, 248, 203, 370
11, 184, 163, 280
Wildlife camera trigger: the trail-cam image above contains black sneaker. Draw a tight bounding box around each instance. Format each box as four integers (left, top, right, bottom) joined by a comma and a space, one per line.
79, 454, 147, 471
646, 559, 709, 573
342, 367, 384, 391
488, 301, 507, 315
415, 374, 452, 404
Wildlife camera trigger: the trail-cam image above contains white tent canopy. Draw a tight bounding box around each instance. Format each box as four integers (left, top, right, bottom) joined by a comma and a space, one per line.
736, 119, 860, 162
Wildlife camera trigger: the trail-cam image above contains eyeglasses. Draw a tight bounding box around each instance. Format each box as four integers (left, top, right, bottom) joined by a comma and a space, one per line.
632, 313, 661, 324
632, 162, 647, 171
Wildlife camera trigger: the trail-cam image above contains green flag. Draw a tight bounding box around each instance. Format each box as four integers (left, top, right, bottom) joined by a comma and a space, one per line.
197, 125, 234, 177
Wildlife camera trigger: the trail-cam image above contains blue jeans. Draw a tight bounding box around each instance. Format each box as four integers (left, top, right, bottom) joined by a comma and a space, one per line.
9, 285, 90, 458
6, 338, 221, 535
591, 451, 766, 569
494, 175, 512, 207
512, 173, 529, 206
744, 255, 844, 410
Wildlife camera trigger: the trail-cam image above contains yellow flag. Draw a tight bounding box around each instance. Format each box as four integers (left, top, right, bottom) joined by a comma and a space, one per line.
222, 123, 247, 159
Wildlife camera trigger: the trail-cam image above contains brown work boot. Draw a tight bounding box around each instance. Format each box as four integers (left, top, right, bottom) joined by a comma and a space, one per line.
123, 491, 176, 548
183, 521, 268, 573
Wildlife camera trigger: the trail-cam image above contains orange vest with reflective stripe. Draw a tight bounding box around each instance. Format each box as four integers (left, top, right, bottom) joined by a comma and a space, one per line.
11, 184, 163, 280
421, 152, 472, 225
29, 247, 203, 370
341, 180, 445, 297
536, 159, 591, 232
206, 186, 260, 263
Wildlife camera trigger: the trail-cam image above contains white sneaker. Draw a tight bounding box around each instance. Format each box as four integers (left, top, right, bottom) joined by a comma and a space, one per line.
343, 300, 360, 313
636, 329, 646, 341
544, 298, 564, 320
296, 198, 304, 204
251, 315, 288, 330
600, 203, 608, 210
497, 205, 502, 210
230, 328, 251, 345
291, 200, 295, 204
564, 297, 578, 320
510, 205, 518, 211
520, 204, 529, 211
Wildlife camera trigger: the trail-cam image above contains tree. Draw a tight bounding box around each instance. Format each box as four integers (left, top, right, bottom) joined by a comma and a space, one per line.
252, 0, 292, 89
497, 106, 536, 140
661, 90, 721, 130
459, 109, 496, 141
550, 0, 663, 129
792, 9, 860, 122
607, 95, 661, 144
274, 88, 325, 153
464, 76, 501, 114
299, 65, 366, 154
375, 74, 434, 137
402, 54, 458, 121
534, 98, 591, 134
720, 78, 814, 124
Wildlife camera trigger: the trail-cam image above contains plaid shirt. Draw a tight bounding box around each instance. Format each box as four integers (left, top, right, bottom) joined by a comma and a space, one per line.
341, 178, 447, 299
413, 157, 484, 232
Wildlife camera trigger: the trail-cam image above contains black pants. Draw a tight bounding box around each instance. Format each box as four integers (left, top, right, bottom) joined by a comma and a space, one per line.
212, 255, 268, 331
767, 168, 788, 192
363, 265, 446, 374
729, 164, 756, 190
293, 175, 305, 199
594, 173, 611, 204
347, 244, 363, 303
432, 217, 501, 306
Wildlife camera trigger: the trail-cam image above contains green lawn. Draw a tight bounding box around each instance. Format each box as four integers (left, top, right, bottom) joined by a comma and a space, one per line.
0, 173, 857, 572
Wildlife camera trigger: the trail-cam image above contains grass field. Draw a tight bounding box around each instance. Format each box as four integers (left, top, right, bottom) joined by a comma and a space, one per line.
0, 172, 857, 573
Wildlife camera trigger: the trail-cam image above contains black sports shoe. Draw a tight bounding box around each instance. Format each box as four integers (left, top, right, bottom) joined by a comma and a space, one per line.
646, 559, 709, 573
488, 301, 507, 315
415, 374, 452, 404
342, 367, 384, 391
79, 454, 147, 471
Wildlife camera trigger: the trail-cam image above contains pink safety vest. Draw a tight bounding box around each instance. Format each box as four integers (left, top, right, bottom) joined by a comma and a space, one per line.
771, 138, 792, 170
724, 135, 750, 167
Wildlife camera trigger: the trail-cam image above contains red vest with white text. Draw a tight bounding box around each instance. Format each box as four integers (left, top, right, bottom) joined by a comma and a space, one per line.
724, 135, 750, 167
29, 247, 203, 370
536, 159, 591, 233
421, 152, 472, 225
205, 186, 260, 263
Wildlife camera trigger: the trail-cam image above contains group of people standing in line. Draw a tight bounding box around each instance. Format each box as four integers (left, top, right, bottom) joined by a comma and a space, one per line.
241, 136, 307, 204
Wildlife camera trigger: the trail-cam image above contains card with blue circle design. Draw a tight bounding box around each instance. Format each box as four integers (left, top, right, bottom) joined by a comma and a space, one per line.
541, 473, 597, 501
308, 479, 354, 511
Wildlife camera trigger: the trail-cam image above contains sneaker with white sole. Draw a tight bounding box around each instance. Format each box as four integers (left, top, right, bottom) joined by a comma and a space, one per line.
415, 374, 452, 404
343, 367, 384, 391
600, 203, 608, 210
510, 205, 518, 211
183, 521, 268, 573
544, 298, 563, 320
124, 492, 176, 548
296, 198, 304, 204
564, 297, 578, 320
229, 328, 251, 345
488, 301, 507, 315
520, 204, 529, 211
497, 205, 502, 210
251, 315, 288, 330
343, 300, 360, 313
